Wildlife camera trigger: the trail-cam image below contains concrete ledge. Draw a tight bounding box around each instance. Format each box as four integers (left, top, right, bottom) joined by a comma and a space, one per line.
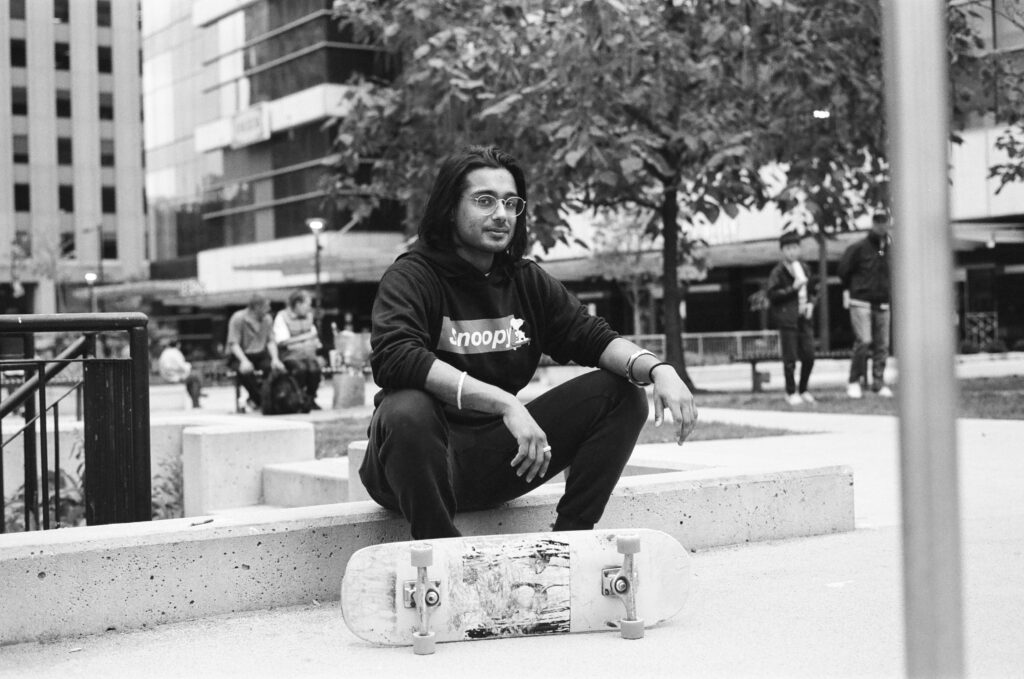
182, 421, 315, 516
0, 463, 852, 645
263, 458, 350, 507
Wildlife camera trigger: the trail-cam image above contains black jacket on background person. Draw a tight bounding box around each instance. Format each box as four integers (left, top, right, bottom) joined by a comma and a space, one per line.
838, 231, 893, 304
370, 241, 619, 424
766, 260, 818, 329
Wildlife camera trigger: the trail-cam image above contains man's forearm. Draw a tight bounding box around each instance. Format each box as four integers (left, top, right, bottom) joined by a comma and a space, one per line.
424, 359, 520, 415
597, 337, 671, 385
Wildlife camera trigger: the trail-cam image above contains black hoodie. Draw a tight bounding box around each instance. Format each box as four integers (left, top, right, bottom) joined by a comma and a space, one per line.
370, 243, 618, 421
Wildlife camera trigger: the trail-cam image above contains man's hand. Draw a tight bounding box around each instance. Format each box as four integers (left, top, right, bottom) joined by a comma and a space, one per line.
501, 400, 551, 483
238, 358, 255, 375
650, 364, 698, 445
270, 357, 286, 374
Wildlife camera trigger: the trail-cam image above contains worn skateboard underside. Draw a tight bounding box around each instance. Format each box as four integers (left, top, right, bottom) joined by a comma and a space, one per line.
341, 529, 690, 646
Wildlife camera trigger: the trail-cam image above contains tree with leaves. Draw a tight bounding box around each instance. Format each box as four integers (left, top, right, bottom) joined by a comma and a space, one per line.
326, 0, 1013, 388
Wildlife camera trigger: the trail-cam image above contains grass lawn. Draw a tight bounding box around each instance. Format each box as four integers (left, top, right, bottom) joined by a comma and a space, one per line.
312, 375, 1022, 455
694, 375, 1024, 420
313, 410, 793, 458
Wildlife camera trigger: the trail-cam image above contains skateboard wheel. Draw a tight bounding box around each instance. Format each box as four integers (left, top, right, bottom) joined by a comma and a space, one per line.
619, 619, 645, 640
411, 544, 433, 568
617, 534, 641, 555
413, 631, 436, 655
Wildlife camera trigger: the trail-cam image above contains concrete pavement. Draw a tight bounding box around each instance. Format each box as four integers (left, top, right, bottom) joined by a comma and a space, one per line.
2, 356, 1022, 677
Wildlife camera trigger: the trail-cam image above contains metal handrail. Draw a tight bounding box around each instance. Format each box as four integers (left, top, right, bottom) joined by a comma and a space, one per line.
1, 312, 151, 532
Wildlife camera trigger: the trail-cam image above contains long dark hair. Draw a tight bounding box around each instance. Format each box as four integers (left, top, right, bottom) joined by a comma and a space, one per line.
417, 146, 529, 263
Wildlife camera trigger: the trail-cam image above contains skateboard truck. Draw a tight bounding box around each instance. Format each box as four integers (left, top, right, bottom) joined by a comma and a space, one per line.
408, 544, 441, 655
601, 534, 644, 639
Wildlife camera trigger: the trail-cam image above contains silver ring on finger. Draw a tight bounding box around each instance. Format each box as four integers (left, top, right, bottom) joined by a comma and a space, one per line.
541, 445, 552, 453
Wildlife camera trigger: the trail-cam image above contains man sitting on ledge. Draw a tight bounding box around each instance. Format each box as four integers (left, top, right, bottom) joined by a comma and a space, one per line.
361, 145, 698, 540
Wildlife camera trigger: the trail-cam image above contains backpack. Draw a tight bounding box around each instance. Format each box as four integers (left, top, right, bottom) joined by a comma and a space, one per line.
260, 371, 310, 415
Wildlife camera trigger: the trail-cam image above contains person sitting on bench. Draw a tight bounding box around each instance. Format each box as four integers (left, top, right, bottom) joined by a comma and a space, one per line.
273, 289, 323, 410
226, 294, 284, 412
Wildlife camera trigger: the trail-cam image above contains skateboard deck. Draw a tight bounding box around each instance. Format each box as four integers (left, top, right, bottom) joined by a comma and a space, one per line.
341, 528, 690, 649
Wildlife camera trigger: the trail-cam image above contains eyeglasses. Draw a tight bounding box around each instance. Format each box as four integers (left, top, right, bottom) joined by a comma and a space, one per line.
469, 194, 527, 217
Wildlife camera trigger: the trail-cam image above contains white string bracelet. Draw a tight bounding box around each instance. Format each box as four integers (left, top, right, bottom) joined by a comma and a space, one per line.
456, 371, 467, 410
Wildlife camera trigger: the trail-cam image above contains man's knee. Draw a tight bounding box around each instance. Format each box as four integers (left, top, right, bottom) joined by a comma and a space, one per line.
376, 389, 446, 433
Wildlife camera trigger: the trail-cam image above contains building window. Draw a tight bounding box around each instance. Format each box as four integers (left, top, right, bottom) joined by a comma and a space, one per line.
57, 89, 72, 117
100, 139, 115, 167
59, 232, 76, 259
99, 92, 114, 120
98, 46, 112, 74
57, 137, 73, 165
101, 186, 116, 213
12, 87, 27, 115
14, 184, 30, 212
54, 0, 70, 23
101, 234, 117, 260
10, 0, 25, 20
55, 42, 70, 70
59, 185, 74, 213
13, 134, 29, 164
97, 0, 111, 27
11, 39, 26, 68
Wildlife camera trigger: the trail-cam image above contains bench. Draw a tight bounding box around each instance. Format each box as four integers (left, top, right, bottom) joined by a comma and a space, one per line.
730, 349, 853, 392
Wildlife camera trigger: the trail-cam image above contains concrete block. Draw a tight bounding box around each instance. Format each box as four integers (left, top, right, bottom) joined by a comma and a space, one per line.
182, 420, 315, 516
0, 463, 853, 645
263, 458, 350, 507
347, 440, 370, 502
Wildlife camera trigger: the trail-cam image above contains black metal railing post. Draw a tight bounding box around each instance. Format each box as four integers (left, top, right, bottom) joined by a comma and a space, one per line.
128, 325, 151, 521
21, 333, 38, 530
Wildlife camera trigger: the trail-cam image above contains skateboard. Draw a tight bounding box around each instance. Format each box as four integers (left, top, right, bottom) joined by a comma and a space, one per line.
340, 528, 691, 654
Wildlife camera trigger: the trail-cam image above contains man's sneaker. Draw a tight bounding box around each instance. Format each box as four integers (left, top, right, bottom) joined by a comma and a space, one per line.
786, 393, 804, 406
800, 391, 817, 404
877, 385, 894, 398
847, 382, 863, 399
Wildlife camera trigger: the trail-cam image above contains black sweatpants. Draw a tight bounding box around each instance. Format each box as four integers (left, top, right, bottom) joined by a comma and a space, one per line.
360, 370, 649, 539
779, 317, 815, 395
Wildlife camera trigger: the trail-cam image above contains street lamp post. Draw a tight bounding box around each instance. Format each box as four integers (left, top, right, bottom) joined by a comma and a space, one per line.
306, 217, 326, 318
84, 272, 98, 312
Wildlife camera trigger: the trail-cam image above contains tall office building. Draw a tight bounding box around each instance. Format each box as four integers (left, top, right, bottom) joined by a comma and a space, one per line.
1, 0, 145, 315
141, 0, 404, 353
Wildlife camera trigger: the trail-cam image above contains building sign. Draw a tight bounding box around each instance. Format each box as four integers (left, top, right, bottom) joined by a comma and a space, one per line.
231, 104, 271, 149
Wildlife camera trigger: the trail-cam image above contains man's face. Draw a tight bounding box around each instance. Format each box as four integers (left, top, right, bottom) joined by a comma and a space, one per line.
871, 218, 890, 237
452, 167, 519, 270
293, 296, 312, 317
781, 242, 802, 263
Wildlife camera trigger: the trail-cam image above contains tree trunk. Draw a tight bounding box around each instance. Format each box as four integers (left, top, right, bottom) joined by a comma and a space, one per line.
631, 277, 642, 335
660, 187, 696, 391
815, 231, 831, 351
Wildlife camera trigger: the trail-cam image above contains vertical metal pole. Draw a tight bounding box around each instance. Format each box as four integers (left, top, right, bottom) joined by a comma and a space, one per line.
22, 333, 37, 530
128, 326, 152, 522
314, 231, 322, 319
36, 360, 50, 530
881, 2, 965, 677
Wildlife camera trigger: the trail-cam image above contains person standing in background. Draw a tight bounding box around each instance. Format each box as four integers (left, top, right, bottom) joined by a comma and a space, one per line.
766, 231, 819, 406
838, 212, 894, 399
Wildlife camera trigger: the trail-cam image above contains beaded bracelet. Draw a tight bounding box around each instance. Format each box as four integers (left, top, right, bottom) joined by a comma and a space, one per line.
625, 349, 658, 387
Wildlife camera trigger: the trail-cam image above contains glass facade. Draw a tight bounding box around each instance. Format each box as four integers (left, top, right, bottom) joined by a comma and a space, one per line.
145, 0, 400, 265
